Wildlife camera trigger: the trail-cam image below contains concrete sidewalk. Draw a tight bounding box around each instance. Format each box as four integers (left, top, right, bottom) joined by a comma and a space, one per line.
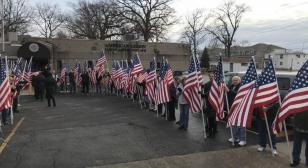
90, 142, 308, 168
89, 145, 293, 168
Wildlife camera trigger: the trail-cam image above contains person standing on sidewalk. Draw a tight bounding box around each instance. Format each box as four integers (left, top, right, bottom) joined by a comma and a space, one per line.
226, 76, 247, 146
177, 77, 189, 131
255, 103, 279, 155
290, 111, 308, 167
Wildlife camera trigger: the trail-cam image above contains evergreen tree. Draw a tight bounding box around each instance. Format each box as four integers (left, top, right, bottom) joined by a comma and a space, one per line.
200, 46, 210, 69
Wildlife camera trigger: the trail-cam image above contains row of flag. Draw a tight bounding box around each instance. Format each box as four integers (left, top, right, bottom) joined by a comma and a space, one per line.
0, 56, 34, 111
208, 56, 308, 133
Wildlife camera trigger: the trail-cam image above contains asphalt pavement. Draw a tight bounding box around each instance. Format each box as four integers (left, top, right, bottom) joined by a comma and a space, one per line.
0, 93, 293, 168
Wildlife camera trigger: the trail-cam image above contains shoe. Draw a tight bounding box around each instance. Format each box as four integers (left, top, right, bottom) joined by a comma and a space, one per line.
238, 141, 246, 146
178, 126, 184, 130
228, 138, 234, 143
272, 149, 278, 155
257, 146, 265, 152
175, 121, 180, 125
290, 161, 299, 167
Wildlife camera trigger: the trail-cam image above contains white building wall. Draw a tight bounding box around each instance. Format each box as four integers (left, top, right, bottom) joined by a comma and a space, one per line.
265, 49, 308, 70
210, 61, 247, 72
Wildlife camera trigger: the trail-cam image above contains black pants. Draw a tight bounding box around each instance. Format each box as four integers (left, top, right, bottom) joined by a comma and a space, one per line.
207, 116, 217, 136
47, 95, 56, 107
13, 96, 18, 112
82, 84, 89, 93
167, 100, 176, 121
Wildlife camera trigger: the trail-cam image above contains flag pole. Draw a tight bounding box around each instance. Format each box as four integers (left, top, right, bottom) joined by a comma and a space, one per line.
192, 55, 207, 139
271, 57, 293, 163
221, 56, 235, 146
153, 57, 159, 118
5, 56, 13, 125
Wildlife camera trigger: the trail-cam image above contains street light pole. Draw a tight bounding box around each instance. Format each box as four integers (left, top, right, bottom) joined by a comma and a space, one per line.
1, 0, 4, 53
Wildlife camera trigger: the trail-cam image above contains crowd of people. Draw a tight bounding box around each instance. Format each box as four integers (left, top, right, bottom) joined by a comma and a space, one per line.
1, 66, 307, 167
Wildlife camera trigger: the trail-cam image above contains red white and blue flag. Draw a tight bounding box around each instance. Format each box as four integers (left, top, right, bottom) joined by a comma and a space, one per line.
254, 59, 279, 108
208, 57, 225, 120
0, 57, 11, 111
183, 56, 203, 113
95, 51, 107, 77
273, 60, 308, 132
131, 54, 143, 76
60, 67, 67, 84
165, 60, 174, 86
227, 58, 258, 128
146, 58, 157, 102
136, 70, 148, 83
156, 59, 170, 104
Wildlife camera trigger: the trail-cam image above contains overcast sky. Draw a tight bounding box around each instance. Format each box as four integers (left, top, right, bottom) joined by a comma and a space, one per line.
28, 0, 308, 52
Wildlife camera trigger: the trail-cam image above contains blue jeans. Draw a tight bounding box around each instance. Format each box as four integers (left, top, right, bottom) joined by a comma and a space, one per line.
179, 104, 189, 129
292, 130, 308, 163
257, 118, 277, 149
231, 126, 246, 141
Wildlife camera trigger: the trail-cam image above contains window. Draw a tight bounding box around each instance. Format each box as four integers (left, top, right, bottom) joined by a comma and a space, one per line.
280, 62, 283, 66
277, 77, 290, 90
280, 54, 283, 59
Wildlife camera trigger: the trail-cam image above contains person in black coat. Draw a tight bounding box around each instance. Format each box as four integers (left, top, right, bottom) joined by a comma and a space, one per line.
201, 72, 217, 138
167, 82, 176, 121
37, 73, 46, 101
81, 72, 90, 94
45, 72, 57, 107
96, 72, 102, 93
68, 70, 76, 93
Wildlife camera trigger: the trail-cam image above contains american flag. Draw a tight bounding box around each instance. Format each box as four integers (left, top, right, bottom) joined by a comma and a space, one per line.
95, 51, 107, 77
60, 67, 67, 84
254, 59, 279, 108
74, 64, 82, 86
136, 70, 148, 83
183, 56, 203, 113
12, 59, 24, 85
0, 58, 11, 111
208, 57, 225, 120
89, 69, 96, 85
131, 54, 143, 76
165, 60, 174, 86
23, 57, 33, 85
273, 60, 308, 132
120, 61, 129, 90
146, 58, 157, 102
156, 59, 170, 104
127, 61, 136, 94
227, 58, 258, 128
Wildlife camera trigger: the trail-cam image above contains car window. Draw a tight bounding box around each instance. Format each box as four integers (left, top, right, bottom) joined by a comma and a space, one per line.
277, 77, 290, 90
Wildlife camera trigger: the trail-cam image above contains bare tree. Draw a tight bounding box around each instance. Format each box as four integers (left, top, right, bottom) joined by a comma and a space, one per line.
66, 0, 124, 40
116, 0, 176, 42
206, 0, 248, 57
1, 0, 33, 35
33, 3, 65, 38
181, 9, 208, 57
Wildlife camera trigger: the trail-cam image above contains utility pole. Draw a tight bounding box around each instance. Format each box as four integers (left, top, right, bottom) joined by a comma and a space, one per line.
1, 0, 4, 53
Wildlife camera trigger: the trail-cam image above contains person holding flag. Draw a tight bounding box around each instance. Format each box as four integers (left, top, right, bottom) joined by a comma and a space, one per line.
272, 60, 308, 167
227, 58, 258, 146
201, 71, 217, 138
